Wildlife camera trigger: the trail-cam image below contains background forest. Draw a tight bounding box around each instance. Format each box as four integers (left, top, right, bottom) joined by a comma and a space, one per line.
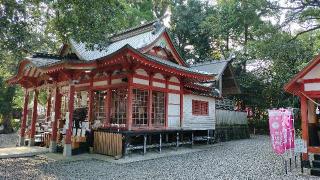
1, 0, 320, 133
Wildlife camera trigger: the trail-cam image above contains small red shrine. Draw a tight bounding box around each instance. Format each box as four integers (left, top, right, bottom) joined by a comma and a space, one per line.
285, 54, 320, 161
8, 20, 217, 157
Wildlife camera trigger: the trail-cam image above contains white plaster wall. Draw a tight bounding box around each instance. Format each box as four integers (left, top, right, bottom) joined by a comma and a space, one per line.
183, 94, 215, 130
133, 77, 149, 85
135, 68, 148, 76
152, 81, 165, 88
93, 80, 108, 87
168, 93, 180, 128
169, 76, 180, 83
303, 64, 320, 79
154, 73, 165, 80
111, 78, 122, 84
168, 84, 180, 90
304, 83, 320, 91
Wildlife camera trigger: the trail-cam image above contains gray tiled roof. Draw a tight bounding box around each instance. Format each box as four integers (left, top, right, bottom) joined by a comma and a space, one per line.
70, 27, 166, 61
26, 57, 61, 67
145, 55, 213, 75
191, 60, 231, 79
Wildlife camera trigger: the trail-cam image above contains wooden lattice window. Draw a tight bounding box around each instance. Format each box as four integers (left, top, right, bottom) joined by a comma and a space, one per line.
93, 91, 106, 123
75, 91, 88, 109
132, 89, 148, 126
110, 89, 127, 125
192, 100, 209, 116
152, 91, 165, 126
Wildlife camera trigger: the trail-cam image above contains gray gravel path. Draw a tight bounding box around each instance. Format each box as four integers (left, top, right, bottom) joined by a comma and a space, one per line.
0, 135, 317, 180
0, 132, 18, 148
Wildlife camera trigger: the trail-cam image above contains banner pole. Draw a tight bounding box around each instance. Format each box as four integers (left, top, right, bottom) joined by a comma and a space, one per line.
300, 153, 303, 173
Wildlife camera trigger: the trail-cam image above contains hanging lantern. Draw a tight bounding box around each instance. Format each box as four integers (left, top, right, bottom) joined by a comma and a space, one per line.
316, 106, 320, 115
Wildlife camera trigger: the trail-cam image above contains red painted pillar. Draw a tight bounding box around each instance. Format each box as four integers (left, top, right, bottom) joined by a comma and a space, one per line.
88, 77, 94, 128
105, 75, 112, 127
29, 89, 39, 146
66, 84, 75, 144
126, 74, 133, 130
64, 84, 75, 156
165, 78, 169, 128
19, 89, 29, 146
45, 89, 52, 122
148, 73, 153, 129
180, 83, 184, 129
50, 86, 61, 152
300, 95, 309, 160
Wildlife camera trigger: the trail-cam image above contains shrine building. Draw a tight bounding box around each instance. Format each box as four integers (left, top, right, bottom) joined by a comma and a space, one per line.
8, 20, 228, 157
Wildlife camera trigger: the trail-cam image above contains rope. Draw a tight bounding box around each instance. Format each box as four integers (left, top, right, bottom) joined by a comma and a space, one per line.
300, 92, 320, 106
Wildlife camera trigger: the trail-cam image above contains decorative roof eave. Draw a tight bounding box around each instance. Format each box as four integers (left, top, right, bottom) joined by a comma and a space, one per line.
7, 60, 31, 85
8, 44, 215, 86
7, 58, 97, 85
284, 54, 320, 95
139, 29, 188, 67
124, 45, 215, 81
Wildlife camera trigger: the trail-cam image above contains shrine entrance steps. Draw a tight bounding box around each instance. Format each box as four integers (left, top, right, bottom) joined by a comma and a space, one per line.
0, 146, 49, 159
311, 154, 320, 176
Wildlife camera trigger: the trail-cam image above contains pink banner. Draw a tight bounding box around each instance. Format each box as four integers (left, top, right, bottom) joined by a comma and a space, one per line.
268, 108, 294, 155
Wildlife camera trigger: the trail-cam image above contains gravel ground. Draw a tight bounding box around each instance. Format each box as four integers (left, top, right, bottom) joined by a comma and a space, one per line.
0, 135, 318, 180
0, 132, 18, 148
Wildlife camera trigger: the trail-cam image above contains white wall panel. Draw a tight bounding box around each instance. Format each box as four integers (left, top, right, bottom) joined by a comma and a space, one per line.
304, 83, 320, 91
133, 77, 149, 85
152, 81, 165, 88
183, 94, 215, 130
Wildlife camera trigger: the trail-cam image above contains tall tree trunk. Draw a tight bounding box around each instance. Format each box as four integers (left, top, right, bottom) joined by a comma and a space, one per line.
1, 113, 13, 134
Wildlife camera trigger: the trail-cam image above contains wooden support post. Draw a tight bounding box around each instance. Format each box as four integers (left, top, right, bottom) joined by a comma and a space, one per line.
207, 130, 210, 145
50, 86, 61, 152
300, 95, 309, 160
176, 132, 179, 149
19, 89, 29, 146
143, 134, 147, 155
45, 89, 52, 122
148, 73, 153, 129
180, 83, 183, 128
64, 83, 75, 157
29, 89, 39, 146
105, 74, 112, 127
126, 74, 133, 131
191, 131, 194, 148
159, 133, 162, 153
123, 135, 129, 158
88, 77, 94, 128
165, 78, 169, 128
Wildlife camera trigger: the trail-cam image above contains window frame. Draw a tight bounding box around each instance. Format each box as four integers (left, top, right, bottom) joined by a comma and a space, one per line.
192, 100, 209, 116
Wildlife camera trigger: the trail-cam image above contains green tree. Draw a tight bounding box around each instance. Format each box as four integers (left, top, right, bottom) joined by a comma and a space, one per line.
171, 0, 212, 62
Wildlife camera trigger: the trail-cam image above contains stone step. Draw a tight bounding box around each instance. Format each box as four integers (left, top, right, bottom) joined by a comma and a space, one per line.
311, 168, 320, 176
314, 154, 320, 161
313, 160, 320, 168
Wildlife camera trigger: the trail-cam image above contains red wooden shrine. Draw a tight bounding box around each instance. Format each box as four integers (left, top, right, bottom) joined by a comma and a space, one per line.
8, 21, 215, 156
285, 54, 320, 160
